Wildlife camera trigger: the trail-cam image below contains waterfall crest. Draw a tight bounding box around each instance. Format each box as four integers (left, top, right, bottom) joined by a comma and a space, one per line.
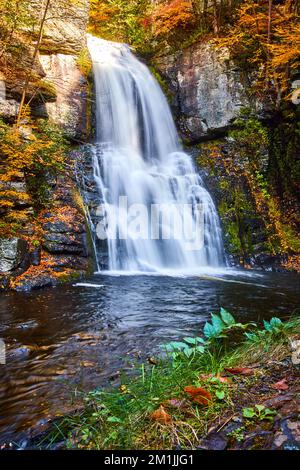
87, 35, 224, 273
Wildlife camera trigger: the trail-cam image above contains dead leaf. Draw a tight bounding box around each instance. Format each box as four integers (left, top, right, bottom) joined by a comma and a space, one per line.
224, 367, 254, 376
184, 386, 212, 405
271, 379, 289, 391
151, 405, 172, 424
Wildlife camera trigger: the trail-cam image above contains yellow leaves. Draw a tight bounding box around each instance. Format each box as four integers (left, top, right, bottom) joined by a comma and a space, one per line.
215, 0, 299, 101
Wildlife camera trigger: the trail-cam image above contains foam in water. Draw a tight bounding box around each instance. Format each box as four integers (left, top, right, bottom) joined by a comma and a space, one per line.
87, 35, 225, 273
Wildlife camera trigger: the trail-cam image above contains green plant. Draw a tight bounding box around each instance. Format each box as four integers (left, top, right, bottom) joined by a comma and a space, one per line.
245, 317, 289, 343
203, 308, 256, 343
227, 426, 245, 442
162, 336, 205, 361
242, 405, 277, 422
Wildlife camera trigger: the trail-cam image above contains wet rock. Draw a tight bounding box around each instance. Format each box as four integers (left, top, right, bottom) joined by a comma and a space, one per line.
197, 432, 228, 450
30, 248, 41, 266
0, 238, 29, 273
14, 274, 59, 292
272, 418, 300, 450
43, 240, 86, 255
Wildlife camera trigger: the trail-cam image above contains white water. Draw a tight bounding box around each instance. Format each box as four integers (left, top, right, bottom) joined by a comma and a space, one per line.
87, 35, 225, 273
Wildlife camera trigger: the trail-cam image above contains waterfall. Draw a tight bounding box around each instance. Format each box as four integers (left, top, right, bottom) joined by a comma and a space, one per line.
87, 35, 225, 273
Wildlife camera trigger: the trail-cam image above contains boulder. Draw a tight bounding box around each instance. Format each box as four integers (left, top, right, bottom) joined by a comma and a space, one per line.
0, 238, 29, 273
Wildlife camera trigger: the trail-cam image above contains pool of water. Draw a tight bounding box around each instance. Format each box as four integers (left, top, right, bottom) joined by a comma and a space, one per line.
0, 269, 299, 444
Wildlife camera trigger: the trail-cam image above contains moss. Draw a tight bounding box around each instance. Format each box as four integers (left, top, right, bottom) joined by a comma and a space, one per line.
35, 79, 57, 101
149, 66, 173, 103
76, 47, 93, 80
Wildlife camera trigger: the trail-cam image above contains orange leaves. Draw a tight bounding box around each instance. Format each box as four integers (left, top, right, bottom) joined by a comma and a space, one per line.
184, 386, 212, 405
215, 0, 299, 101
151, 0, 194, 37
224, 367, 255, 376
89, 1, 118, 33
151, 405, 172, 424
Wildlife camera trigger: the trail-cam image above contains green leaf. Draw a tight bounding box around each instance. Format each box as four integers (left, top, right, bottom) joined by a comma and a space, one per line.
264, 408, 277, 416
203, 322, 216, 338
255, 404, 265, 413
220, 308, 236, 326
183, 348, 193, 357
195, 345, 205, 353
263, 320, 272, 332
107, 416, 122, 423
216, 390, 225, 400
270, 317, 282, 328
183, 337, 198, 345
211, 313, 226, 333
245, 332, 257, 341
165, 341, 189, 351
243, 407, 255, 418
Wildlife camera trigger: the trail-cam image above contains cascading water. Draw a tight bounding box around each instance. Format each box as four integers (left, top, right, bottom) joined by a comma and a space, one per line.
87, 35, 225, 273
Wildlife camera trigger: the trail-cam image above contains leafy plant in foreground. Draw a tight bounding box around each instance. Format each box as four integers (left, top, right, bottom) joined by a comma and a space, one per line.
245, 317, 288, 343
203, 308, 256, 343
242, 405, 277, 422
162, 336, 205, 360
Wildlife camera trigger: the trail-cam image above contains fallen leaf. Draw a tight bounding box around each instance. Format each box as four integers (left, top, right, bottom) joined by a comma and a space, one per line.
184, 386, 212, 405
224, 367, 254, 376
271, 379, 289, 391
151, 405, 172, 424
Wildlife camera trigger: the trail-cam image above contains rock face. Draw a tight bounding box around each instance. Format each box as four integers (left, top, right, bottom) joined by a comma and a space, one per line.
153, 41, 259, 142
0, 238, 29, 273
0, 1, 94, 291
36, 53, 89, 140
0, 0, 90, 140
28, 0, 89, 55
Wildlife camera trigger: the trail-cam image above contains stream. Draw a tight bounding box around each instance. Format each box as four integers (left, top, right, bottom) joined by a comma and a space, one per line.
0, 269, 299, 444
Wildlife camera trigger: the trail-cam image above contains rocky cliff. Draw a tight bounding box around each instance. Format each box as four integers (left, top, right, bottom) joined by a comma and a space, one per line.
0, 0, 94, 291
153, 41, 261, 143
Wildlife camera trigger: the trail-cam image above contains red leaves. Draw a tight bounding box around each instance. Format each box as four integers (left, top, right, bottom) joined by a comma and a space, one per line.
224, 367, 254, 376
184, 386, 212, 405
271, 379, 289, 391
151, 405, 172, 424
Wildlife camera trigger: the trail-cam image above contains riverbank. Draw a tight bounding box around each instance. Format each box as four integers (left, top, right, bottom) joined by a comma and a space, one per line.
40, 311, 300, 450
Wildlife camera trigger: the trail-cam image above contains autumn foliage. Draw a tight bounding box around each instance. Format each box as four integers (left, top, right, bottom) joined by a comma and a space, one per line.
151, 0, 194, 36
215, 0, 300, 102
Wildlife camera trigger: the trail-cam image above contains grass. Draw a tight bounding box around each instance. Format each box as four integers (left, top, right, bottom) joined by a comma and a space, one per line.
42, 313, 300, 450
